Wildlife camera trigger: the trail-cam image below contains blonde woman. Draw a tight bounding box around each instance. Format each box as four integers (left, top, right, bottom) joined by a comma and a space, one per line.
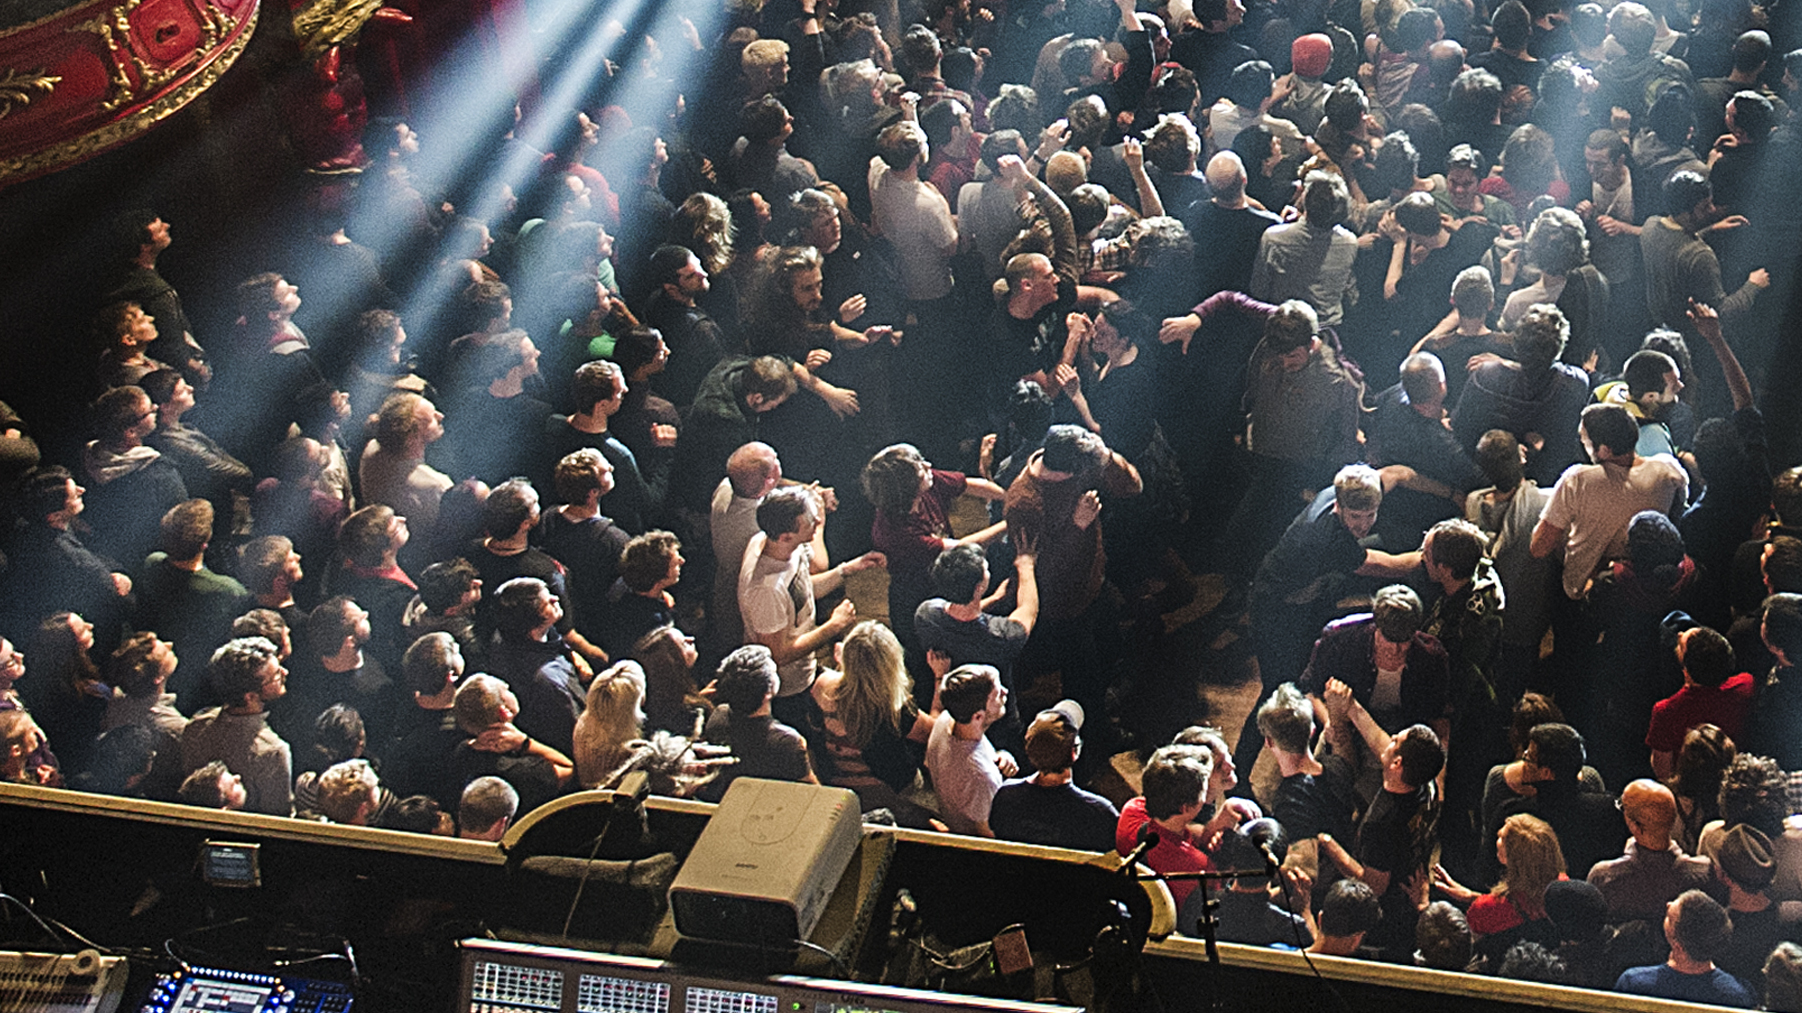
571, 661, 647, 789
810, 621, 933, 817
1433, 813, 1565, 962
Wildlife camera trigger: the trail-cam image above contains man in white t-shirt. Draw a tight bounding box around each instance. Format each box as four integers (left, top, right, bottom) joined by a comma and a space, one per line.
738, 485, 884, 725
925, 663, 1018, 837
1531, 403, 1688, 599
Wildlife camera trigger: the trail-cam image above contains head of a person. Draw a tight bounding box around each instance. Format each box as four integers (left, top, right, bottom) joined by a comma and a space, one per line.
1584, 128, 1630, 188
1618, 776, 1678, 839
876, 121, 928, 172
619, 530, 682, 594
208, 636, 284, 709
1301, 170, 1351, 227
1524, 207, 1588, 276
1040, 424, 1107, 477
833, 620, 910, 742
1224, 59, 1276, 110
1425, 518, 1486, 584
402, 631, 463, 699
581, 660, 647, 739
1372, 585, 1425, 643
939, 664, 1003, 725
158, 498, 213, 560
1523, 722, 1585, 782
493, 577, 558, 642
453, 673, 516, 734
482, 478, 540, 539
1024, 700, 1084, 774
1141, 743, 1214, 820
311, 703, 366, 770
1765, 593, 1802, 665
1373, 132, 1421, 194
899, 22, 942, 75
1667, 889, 1733, 962
714, 645, 780, 713
755, 485, 819, 544
1609, 1, 1656, 54
1720, 753, 1788, 835
459, 776, 519, 840
1497, 813, 1565, 894
237, 272, 297, 321
986, 84, 1040, 135
1323, 80, 1369, 131
862, 444, 931, 517
1673, 723, 1737, 804
1416, 901, 1473, 969
1718, 823, 1777, 893
929, 543, 989, 604
611, 326, 668, 381
1319, 880, 1382, 937
108, 632, 172, 699
1004, 252, 1058, 308
93, 385, 154, 446
308, 596, 369, 660
1580, 403, 1639, 462
1393, 191, 1444, 239
1264, 299, 1321, 368
1257, 681, 1314, 755
1145, 113, 1202, 173
571, 359, 625, 417
178, 760, 245, 810
740, 355, 798, 412
1665, 169, 1714, 222
553, 447, 614, 507
418, 557, 479, 615
1400, 352, 1447, 408
316, 758, 379, 824
1766, 942, 1802, 1012
1390, 724, 1446, 789
1626, 510, 1688, 586
1205, 151, 1249, 203
238, 535, 300, 598
339, 503, 402, 568
1333, 463, 1384, 536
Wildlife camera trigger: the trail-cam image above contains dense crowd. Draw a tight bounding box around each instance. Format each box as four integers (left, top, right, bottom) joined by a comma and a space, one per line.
3, 0, 1802, 1000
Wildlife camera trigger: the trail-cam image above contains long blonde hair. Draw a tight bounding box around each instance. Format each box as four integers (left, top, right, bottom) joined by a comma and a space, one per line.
572, 661, 647, 788
1495, 813, 1565, 917
828, 621, 911, 747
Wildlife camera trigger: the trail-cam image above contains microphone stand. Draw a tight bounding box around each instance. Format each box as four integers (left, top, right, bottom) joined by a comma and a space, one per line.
1135, 868, 1249, 1013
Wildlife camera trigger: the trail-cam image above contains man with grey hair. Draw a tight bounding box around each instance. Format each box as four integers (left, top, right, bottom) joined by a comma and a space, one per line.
457, 776, 519, 841
178, 637, 293, 816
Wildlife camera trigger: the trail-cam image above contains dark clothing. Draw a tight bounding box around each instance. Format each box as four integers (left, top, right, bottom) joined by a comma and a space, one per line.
0, 527, 124, 644
1268, 755, 1361, 843
1180, 201, 1280, 300
989, 778, 1120, 852
1614, 963, 1754, 1007
134, 554, 251, 707
441, 392, 552, 486
1301, 617, 1452, 733
448, 741, 562, 815
1746, 668, 1802, 772
333, 568, 418, 686
673, 357, 771, 513
467, 544, 572, 648
1495, 779, 1627, 881
1356, 783, 1439, 959
642, 295, 728, 409
490, 637, 583, 758
272, 655, 396, 766
1367, 383, 1486, 548
538, 419, 655, 534
81, 450, 188, 572
597, 580, 677, 660
536, 509, 630, 650
379, 709, 465, 807
1199, 887, 1313, 947
1169, 28, 1259, 105
697, 705, 812, 802
1452, 361, 1592, 486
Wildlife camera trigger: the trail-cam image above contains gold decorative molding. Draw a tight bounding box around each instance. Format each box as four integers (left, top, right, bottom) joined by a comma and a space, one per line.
290, 0, 382, 56
0, 67, 60, 119
1, 1, 256, 184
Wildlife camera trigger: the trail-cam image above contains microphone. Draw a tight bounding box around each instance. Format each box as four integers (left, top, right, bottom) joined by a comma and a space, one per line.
1120, 822, 1160, 875
1259, 841, 1282, 874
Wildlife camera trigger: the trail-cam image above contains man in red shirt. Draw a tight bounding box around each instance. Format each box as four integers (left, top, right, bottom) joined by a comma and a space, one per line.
1647, 625, 1754, 779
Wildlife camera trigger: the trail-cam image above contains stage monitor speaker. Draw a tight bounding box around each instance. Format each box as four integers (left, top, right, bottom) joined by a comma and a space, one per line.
669, 779, 861, 947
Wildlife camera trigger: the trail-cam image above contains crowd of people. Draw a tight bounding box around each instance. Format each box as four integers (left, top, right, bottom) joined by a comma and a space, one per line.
3, 0, 1802, 1000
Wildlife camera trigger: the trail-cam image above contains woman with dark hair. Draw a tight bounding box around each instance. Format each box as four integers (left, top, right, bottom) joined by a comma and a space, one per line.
1668, 723, 1734, 853
1481, 693, 1608, 842
634, 624, 711, 735
21, 613, 109, 774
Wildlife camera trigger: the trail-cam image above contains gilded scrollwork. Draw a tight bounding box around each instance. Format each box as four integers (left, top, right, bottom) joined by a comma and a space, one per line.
66, 0, 246, 112
3, 2, 255, 184
0, 67, 61, 119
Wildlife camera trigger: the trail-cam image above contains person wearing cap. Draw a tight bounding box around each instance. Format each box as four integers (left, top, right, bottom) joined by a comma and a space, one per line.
1615, 889, 1756, 1006
1271, 34, 1334, 135
1199, 817, 1316, 946
989, 701, 1117, 851
1715, 824, 1795, 984
1588, 779, 1715, 924
925, 664, 1016, 837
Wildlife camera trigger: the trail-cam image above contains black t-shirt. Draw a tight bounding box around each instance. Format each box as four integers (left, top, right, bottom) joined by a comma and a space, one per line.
1356, 783, 1437, 955
536, 509, 630, 645
1269, 754, 1360, 843
698, 706, 812, 802
989, 778, 1120, 852
1250, 498, 1368, 609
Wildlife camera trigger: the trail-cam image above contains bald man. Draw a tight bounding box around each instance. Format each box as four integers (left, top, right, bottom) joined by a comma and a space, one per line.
1587, 779, 1714, 923
1180, 151, 1280, 300
707, 443, 836, 659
